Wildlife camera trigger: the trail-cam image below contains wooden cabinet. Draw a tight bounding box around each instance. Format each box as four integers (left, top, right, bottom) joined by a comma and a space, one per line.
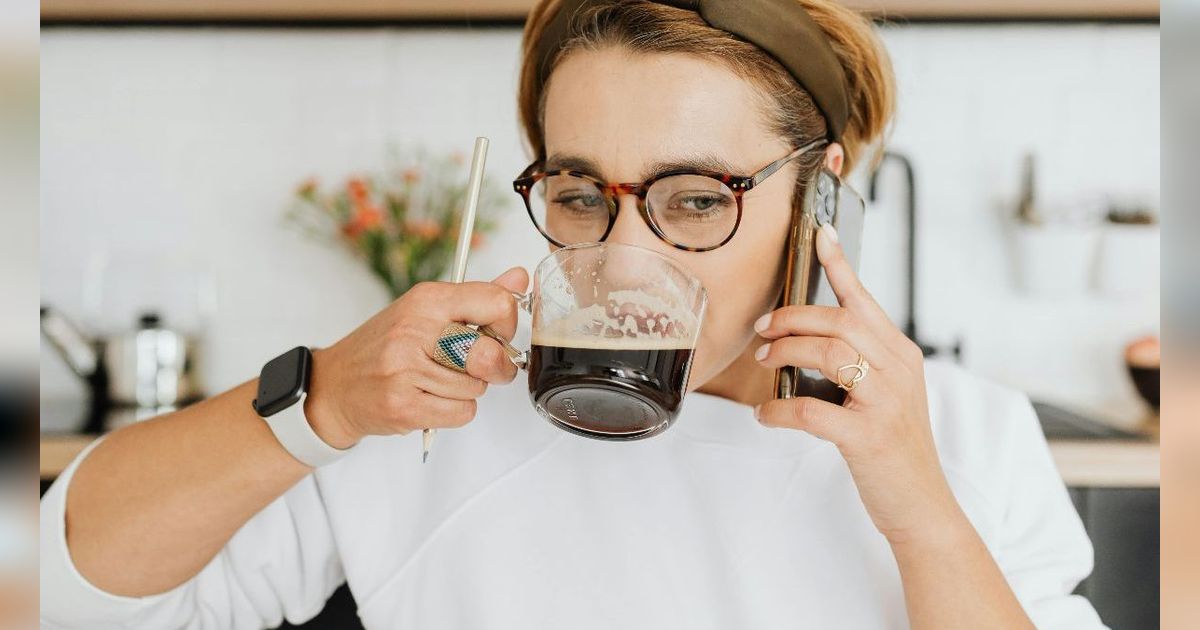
1069, 487, 1161, 630
41, 0, 1159, 23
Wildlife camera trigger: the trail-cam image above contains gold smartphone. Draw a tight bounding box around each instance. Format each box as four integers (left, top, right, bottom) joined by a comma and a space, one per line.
773, 167, 865, 403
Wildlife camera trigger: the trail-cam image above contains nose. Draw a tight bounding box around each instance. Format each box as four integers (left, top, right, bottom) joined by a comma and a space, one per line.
586, 192, 681, 305
603, 192, 663, 252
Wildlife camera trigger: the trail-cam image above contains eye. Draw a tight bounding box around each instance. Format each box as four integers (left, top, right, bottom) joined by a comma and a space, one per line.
665, 192, 734, 219
552, 190, 606, 214
679, 194, 722, 211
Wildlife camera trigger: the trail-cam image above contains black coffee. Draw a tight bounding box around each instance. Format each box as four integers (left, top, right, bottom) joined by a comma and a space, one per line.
528, 343, 695, 440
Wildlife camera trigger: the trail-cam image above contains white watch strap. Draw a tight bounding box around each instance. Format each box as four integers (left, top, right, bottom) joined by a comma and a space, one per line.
263, 393, 352, 468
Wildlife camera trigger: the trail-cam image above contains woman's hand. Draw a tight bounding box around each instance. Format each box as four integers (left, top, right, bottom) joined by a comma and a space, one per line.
752, 224, 962, 547
302, 267, 529, 450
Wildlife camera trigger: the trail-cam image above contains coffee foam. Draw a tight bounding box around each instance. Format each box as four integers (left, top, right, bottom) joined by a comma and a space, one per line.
531, 331, 693, 351
531, 289, 700, 350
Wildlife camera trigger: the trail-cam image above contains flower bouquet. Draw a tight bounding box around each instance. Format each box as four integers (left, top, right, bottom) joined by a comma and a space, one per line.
287, 149, 507, 299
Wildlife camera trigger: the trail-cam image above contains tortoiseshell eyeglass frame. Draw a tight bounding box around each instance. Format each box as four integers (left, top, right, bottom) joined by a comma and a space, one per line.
512, 138, 828, 252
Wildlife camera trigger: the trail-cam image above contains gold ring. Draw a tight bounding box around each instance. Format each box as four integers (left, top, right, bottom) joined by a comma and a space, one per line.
836, 354, 870, 391
432, 323, 480, 373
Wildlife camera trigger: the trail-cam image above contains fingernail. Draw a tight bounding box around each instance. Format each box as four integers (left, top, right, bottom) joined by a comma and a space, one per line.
754, 313, 771, 333
820, 223, 839, 244
754, 343, 770, 361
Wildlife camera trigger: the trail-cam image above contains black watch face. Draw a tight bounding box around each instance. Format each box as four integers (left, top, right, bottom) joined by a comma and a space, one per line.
253, 346, 311, 417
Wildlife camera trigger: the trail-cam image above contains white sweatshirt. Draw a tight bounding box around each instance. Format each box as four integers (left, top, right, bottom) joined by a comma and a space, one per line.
40, 359, 1105, 629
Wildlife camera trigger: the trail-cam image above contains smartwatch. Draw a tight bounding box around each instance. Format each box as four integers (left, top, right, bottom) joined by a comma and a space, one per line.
253, 346, 352, 468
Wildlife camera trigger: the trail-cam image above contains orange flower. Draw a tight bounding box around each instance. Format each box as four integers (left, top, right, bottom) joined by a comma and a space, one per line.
471, 233, 486, 249
401, 167, 422, 184
342, 223, 363, 240
359, 205, 384, 228
404, 218, 443, 240
346, 177, 370, 205
343, 204, 384, 240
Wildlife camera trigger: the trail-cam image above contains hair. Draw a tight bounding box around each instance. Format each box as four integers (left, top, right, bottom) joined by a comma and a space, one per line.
518, 0, 896, 183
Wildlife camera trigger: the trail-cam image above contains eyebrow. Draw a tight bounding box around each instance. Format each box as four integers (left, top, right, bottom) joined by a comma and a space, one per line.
544, 152, 746, 182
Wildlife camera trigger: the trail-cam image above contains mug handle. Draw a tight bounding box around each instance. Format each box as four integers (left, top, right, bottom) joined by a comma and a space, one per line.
477, 291, 531, 370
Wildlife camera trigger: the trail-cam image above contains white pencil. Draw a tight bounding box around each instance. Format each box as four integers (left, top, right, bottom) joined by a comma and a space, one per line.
424, 136, 490, 463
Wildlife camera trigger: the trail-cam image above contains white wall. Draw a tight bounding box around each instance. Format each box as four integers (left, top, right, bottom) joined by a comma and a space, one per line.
39, 23, 1160, 427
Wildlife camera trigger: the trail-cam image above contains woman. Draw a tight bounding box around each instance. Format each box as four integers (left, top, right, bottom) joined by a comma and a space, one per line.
40, 1, 1104, 628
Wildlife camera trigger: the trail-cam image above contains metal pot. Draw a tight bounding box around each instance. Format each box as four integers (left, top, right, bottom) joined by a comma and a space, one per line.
41, 306, 204, 409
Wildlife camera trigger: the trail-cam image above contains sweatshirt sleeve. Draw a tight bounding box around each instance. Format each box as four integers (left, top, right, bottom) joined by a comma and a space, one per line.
988, 391, 1108, 629
40, 437, 346, 630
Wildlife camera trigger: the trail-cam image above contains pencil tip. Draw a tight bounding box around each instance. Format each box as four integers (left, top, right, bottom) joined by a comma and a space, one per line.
422, 450, 429, 464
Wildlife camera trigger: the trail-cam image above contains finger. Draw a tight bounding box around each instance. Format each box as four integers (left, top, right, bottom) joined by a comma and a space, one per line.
464, 335, 519, 384
491, 266, 530, 294
754, 336, 884, 403
414, 392, 478, 429
412, 280, 519, 334
815, 223, 876, 313
815, 225, 909, 347
755, 395, 857, 444
414, 361, 489, 400
483, 266, 530, 341
755, 304, 898, 369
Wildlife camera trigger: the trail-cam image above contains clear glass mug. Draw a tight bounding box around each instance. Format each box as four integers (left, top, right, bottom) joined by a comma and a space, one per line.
481, 242, 707, 440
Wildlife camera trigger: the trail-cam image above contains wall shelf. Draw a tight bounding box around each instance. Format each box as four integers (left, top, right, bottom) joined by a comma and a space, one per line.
41, 0, 1160, 25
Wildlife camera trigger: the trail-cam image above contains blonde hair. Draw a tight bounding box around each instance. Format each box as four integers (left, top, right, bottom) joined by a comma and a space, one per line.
518, 0, 896, 177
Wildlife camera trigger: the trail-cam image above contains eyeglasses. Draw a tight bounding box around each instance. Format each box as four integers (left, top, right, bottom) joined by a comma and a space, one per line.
513, 138, 827, 252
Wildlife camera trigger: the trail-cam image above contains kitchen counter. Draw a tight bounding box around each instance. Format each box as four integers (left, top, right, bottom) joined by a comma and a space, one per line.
39, 399, 179, 480
41, 433, 96, 479
1034, 400, 1160, 488
1047, 439, 1159, 488
39, 399, 1161, 488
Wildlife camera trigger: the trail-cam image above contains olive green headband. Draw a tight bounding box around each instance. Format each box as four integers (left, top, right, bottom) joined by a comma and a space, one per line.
534, 0, 850, 142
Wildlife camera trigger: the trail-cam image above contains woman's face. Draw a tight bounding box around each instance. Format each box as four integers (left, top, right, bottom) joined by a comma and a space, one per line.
542, 47, 822, 391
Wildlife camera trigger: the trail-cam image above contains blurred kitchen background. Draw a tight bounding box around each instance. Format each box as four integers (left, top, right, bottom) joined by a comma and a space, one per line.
37, 1, 1161, 629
